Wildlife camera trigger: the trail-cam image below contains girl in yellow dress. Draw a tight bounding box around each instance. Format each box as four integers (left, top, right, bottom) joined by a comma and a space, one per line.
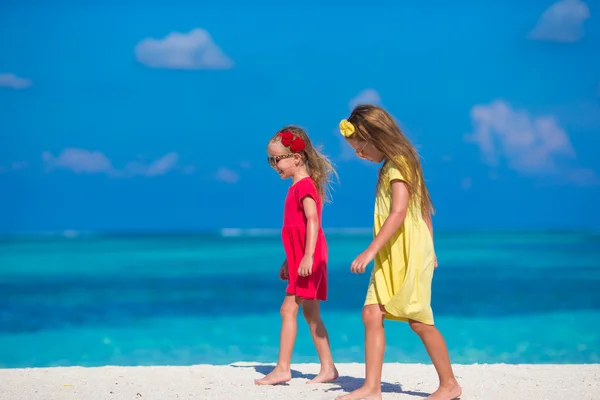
337, 105, 461, 400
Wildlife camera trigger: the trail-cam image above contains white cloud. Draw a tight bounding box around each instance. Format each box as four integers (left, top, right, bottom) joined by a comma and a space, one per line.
43, 149, 114, 175
42, 148, 189, 178
0, 73, 32, 89
349, 89, 381, 110
124, 152, 180, 177
215, 167, 239, 184
467, 100, 598, 185
529, 0, 590, 43
135, 29, 233, 70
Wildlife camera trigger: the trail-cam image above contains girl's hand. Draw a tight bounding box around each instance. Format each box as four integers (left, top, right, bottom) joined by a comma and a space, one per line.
279, 262, 289, 280
298, 255, 313, 277
351, 249, 376, 274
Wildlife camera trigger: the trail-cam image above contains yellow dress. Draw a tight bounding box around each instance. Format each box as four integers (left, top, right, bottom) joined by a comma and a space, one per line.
364, 160, 436, 325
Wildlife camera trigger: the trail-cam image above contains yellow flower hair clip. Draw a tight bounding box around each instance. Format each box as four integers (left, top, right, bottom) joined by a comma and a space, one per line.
339, 119, 355, 137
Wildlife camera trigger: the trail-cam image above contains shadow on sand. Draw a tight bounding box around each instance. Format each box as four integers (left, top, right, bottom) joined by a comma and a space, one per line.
233, 364, 431, 398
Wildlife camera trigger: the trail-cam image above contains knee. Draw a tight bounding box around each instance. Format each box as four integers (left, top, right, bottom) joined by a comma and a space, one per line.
280, 301, 299, 319
408, 320, 429, 336
362, 306, 383, 328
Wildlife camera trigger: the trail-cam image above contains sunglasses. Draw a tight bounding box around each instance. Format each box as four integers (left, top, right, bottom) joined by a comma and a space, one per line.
267, 153, 295, 168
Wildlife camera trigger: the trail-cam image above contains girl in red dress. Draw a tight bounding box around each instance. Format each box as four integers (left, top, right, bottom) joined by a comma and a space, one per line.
255, 125, 339, 385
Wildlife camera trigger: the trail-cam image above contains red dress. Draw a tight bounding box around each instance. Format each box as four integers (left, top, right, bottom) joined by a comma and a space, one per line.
282, 177, 328, 301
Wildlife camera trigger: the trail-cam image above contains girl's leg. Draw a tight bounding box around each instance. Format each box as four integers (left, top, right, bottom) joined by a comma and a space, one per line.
255, 294, 301, 385
301, 299, 338, 383
336, 304, 386, 400
408, 320, 462, 399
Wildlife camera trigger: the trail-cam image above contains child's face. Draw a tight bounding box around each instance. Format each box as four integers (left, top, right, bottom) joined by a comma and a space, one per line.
267, 141, 301, 179
347, 138, 385, 163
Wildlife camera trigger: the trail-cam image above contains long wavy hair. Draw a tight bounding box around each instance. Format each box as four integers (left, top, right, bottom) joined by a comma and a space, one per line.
345, 105, 434, 215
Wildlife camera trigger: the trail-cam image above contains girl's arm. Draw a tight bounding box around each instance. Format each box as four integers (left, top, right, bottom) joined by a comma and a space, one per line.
351, 179, 409, 273
367, 179, 409, 254
298, 196, 319, 276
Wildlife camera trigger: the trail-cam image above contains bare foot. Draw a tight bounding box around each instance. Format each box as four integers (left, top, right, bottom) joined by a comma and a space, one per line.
426, 382, 462, 400
335, 385, 382, 400
307, 366, 339, 384
254, 366, 292, 385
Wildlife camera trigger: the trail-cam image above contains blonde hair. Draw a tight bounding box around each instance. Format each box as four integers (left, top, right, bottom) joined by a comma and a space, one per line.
270, 125, 338, 203
344, 105, 434, 215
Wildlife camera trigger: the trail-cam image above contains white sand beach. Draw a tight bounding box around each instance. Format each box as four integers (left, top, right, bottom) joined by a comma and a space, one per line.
1, 362, 598, 400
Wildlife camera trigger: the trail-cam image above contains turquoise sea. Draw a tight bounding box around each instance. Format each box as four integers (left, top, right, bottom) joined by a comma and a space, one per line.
1, 231, 599, 368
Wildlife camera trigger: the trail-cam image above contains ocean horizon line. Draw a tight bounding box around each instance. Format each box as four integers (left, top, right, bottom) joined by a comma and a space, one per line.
0, 227, 599, 240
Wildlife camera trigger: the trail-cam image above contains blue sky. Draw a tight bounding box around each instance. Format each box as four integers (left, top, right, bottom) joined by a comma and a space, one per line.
1, 0, 599, 233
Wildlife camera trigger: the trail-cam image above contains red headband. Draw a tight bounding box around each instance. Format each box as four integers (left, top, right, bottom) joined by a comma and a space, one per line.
278, 131, 306, 153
